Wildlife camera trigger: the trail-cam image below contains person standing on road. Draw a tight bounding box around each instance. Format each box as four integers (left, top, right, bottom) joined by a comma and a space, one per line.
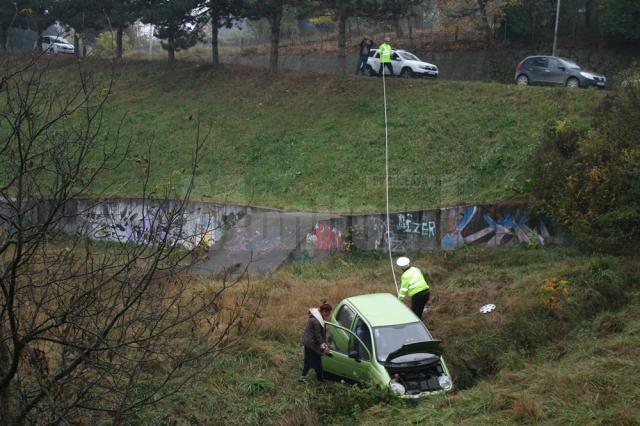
356, 37, 374, 75
396, 257, 430, 318
378, 36, 394, 77
300, 302, 333, 382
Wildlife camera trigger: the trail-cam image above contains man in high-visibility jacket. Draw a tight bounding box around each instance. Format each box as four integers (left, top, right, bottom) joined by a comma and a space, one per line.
397, 257, 430, 318
378, 36, 394, 77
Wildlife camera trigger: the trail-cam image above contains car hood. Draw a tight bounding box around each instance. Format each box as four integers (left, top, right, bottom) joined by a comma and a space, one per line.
385, 340, 443, 362
404, 60, 437, 68
580, 69, 604, 77
54, 42, 74, 48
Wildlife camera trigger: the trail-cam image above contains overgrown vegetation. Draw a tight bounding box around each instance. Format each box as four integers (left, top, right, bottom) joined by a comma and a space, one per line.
530, 86, 640, 252
127, 246, 639, 425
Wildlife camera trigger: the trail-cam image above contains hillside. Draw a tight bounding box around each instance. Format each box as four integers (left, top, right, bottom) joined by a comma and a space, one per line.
41, 58, 603, 212
132, 246, 639, 424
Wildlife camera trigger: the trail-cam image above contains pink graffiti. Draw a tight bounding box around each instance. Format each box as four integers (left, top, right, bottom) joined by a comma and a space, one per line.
314, 223, 343, 251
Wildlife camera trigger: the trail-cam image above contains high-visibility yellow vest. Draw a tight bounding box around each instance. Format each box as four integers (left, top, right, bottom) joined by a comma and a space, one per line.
398, 267, 429, 300
379, 43, 392, 63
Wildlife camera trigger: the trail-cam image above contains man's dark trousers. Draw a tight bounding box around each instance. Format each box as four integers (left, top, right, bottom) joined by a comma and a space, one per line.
356, 55, 368, 75
378, 62, 394, 76
411, 290, 430, 318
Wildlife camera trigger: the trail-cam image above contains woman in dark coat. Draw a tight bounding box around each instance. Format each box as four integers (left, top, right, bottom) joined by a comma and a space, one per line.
300, 302, 332, 381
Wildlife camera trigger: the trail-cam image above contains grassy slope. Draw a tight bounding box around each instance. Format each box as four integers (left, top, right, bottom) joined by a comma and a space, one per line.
129, 247, 638, 425
49, 58, 602, 212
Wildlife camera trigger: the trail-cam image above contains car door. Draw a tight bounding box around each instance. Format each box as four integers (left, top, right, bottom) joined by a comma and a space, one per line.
546, 58, 568, 85
369, 51, 380, 74
391, 51, 403, 74
324, 322, 373, 384
527, 57, 549, 84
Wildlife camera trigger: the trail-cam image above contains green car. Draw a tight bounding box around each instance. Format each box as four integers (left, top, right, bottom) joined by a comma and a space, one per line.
322, 293, 453, 397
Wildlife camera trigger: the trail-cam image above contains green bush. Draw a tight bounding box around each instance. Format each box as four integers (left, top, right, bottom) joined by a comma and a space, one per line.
530, 87, 640, 252
94, 31, 130, 57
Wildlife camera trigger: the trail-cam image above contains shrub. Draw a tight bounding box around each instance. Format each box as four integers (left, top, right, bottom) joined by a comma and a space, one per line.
530, 87, 640, 252
538, 278, 571, 309
94, 31, 131, 57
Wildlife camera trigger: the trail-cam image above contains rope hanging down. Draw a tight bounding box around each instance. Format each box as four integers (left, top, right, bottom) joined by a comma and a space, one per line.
382, 71, 399, 295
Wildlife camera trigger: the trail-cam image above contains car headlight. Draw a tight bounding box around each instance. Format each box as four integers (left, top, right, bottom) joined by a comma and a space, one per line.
580, 71, 595, 79
438, 375, 451, 389
389, 380, 405, 396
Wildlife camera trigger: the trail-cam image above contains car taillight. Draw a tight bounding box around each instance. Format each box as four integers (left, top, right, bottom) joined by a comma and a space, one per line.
516, 62, 522, 71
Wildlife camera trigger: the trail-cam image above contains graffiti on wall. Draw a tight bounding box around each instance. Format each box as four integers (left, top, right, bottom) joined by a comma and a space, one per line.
223, 230, 287, 255
294, 221, 344, 262
441, 206, 555, 250
305, 222, 343, 251
80, 202, 221, 250
396, 213, 437, 238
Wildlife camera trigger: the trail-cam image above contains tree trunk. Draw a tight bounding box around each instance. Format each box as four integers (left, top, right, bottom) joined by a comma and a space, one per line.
269, 9, 283, 71
168, 45, 175, 62
393, 15, 404, 38
73, 33, 80, 59
0, 339, 12, 423
297, 17, 305, 42
1, 25, 9, 52
37, 28, 43, 51
477, 0, 494, 47
337, 14, 347, 76
116, 27, 124, 59
211, 24, 219, 65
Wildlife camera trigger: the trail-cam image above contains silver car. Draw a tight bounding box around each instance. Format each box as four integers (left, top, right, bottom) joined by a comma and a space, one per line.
515, 56, 606, 88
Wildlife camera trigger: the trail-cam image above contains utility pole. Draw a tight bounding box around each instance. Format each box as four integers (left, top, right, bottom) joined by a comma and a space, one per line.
552, 0, 561, 56
148, 24, 154, 60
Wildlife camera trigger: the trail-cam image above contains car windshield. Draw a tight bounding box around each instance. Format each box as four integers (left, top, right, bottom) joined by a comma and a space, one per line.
559, 58, 581, 69
399, 52, 420, 61
373, 322, 430, 362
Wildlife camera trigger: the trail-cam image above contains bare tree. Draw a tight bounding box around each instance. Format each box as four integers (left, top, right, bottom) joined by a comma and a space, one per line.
0, 55, 260, 424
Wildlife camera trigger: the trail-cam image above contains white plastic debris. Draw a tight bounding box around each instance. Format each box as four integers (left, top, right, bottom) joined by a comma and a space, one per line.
480, 304, 496, 314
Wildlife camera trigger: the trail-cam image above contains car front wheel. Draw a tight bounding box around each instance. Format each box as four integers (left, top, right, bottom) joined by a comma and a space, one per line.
566, 77, 580, 88
400, 67, 414, 79
365, 65, 375, 77
516, 75, 529, 86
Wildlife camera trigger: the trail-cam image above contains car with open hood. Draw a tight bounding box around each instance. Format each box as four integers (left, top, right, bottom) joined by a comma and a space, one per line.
322, 293, 453, 397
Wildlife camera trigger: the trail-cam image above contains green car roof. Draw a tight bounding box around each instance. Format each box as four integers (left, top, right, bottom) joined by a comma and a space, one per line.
346, 293, 418, 327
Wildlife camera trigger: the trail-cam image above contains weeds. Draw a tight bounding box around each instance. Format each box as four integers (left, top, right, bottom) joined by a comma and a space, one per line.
122, 246, 639, 425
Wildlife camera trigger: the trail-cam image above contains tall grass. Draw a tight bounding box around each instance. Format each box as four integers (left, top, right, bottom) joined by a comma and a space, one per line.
123, 247, 639, 425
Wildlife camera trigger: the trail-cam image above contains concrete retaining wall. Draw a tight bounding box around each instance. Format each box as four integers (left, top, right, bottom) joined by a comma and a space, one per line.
299, 203, 562, 260
9, 198, 562, 272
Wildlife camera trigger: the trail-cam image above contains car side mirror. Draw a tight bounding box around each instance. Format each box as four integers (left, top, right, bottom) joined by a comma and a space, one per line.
348, 350, 361, 362
559, 66, 566, 71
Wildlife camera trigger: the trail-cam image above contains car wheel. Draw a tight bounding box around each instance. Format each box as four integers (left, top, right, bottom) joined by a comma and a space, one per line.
566, 77, 580, 88
365, 65, 375, 77
400, 67, 414, 79
516, 75, 529, 86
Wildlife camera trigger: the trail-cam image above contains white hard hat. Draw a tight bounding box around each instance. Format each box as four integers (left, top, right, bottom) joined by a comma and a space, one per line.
396, 257, 410, 268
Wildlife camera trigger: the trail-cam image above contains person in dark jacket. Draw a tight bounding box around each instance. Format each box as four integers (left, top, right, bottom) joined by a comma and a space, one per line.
300, 302, 332, 381
355, 37, 373, 75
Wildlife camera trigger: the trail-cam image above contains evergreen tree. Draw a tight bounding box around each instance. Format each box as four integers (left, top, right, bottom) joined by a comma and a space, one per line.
99, 0, 146, 59
22, 0, 57, 51
142, 0, 207, 62
205, 0, 244, 65
56, 0, 104, 58
244, 0, 300, 71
